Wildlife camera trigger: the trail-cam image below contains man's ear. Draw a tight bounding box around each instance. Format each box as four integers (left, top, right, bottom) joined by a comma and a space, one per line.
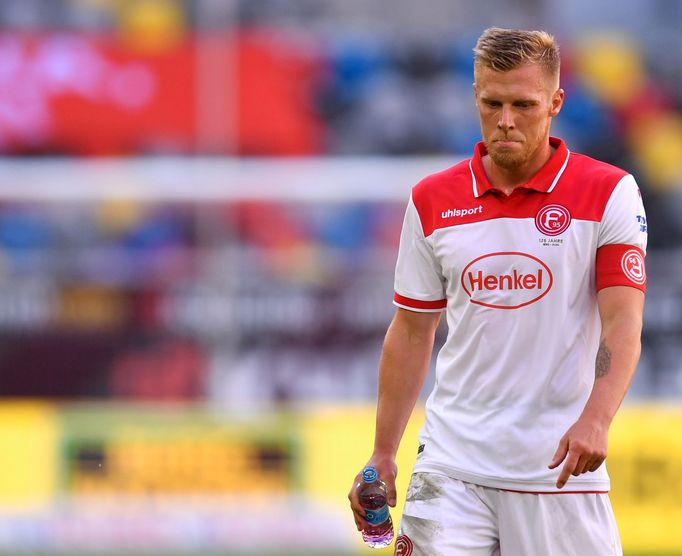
550, 88, 565, 117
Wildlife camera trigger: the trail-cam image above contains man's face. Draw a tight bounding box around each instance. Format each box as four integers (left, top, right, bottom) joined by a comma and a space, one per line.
473, 63, 563, 170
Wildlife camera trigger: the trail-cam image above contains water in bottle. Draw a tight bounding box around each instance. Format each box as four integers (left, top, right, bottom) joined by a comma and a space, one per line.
358, 466, 394, 548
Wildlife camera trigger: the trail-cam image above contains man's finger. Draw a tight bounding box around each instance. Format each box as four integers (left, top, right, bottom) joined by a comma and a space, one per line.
349, 498, 366, 518
571, 454, 590, 476
556, 451, 579, 488
353, 511, 368, 531
349, 498, 366, 520
385, 479, 397, 507
347, 479, 361, 507
348, 475, 369, 530
548, 437, 568, 469
588, 459, 604, 473
349, 494, 369, 530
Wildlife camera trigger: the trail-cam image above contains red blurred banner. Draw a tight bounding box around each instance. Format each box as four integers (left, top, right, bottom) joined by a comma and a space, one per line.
0, 31, 322, 155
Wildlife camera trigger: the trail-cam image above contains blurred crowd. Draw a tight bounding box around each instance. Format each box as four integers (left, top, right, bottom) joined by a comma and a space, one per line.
0, 1, 680, 239
0, 0, 681, 405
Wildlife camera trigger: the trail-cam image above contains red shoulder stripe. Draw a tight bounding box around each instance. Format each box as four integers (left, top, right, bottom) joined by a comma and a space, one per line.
394, 293, 447, 311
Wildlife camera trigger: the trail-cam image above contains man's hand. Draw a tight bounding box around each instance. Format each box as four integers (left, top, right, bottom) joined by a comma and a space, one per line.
548, 416, 608, 489
549, 288, 643, 489
348, 456, 398, 531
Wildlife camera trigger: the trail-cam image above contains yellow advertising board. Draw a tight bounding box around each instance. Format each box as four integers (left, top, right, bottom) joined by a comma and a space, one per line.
59, 406, 299, 496
0, 402, 680, 553
0, 401, 58, 511
609, 405, 682, 553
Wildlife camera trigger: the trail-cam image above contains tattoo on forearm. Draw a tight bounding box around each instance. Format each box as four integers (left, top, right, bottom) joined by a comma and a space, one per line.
595, 340, 612, 378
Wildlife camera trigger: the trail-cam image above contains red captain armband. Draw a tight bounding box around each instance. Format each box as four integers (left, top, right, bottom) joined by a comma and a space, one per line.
596, 244, 646, 292
394, 293, 447, 312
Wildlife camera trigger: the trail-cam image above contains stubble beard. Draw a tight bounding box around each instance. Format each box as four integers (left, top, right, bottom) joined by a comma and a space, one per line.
485, 141, 528, 170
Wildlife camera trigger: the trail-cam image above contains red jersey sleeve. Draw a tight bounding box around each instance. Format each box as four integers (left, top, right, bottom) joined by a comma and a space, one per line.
393, 195, 446, 312
596, 175, 647, 292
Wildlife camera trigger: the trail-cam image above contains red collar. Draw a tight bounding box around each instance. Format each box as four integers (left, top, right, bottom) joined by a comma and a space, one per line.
470, 137, 570, 198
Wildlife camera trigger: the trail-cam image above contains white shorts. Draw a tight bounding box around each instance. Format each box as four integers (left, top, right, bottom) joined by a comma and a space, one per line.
395, 472, 622, 556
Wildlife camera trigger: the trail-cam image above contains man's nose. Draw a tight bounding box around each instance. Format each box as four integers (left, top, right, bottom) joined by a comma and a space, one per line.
497, 106, 515, 130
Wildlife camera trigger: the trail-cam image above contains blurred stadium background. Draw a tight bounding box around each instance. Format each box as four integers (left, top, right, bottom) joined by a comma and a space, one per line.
0, 0, 680, 555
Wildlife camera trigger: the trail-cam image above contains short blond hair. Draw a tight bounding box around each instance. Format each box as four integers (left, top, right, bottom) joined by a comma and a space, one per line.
474, 27, 560, 80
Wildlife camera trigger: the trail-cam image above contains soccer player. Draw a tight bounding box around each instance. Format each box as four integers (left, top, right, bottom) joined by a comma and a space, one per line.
348, 27, 646, 555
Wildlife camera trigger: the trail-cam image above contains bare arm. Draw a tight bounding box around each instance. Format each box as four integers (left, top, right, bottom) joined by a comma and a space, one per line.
348, 307, 441, 530
549, 286, 644, 488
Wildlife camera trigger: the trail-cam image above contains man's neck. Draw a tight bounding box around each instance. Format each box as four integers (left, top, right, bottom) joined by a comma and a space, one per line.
483, 143, 555, 196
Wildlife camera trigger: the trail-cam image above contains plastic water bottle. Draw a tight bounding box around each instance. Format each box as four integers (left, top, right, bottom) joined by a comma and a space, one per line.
358, 466, 394, 548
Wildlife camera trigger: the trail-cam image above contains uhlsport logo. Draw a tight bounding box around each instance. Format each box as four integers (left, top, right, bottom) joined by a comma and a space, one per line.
395, 535, 414, 556
621, 249, 646, 285
535, 204, 571, 236
461, 252, 553, 309
441, 204, 483, 219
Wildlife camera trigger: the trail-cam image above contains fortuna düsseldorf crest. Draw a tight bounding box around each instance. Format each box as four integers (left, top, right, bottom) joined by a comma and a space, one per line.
535, 204, 571, 236
621, 249, 646, 285
394, 535, 414, 556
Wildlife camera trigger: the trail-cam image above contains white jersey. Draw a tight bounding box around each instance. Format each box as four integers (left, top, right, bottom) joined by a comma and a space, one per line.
394, 137, 647, 492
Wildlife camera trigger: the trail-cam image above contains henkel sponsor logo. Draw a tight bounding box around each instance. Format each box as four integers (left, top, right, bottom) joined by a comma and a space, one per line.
461, 252, 553, 309
535, 204, 571, 236
621, 249, 646, 285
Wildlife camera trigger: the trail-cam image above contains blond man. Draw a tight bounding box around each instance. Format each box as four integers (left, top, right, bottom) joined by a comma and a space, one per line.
349, 27, 646, 555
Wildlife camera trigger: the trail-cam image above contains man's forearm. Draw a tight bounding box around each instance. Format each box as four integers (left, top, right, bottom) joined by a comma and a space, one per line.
550, 287, 644, 488
373, 311, 439, 457
580, 313, 642, 427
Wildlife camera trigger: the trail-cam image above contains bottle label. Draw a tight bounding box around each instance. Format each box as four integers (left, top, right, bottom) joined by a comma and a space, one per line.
365, 505, 389, 525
